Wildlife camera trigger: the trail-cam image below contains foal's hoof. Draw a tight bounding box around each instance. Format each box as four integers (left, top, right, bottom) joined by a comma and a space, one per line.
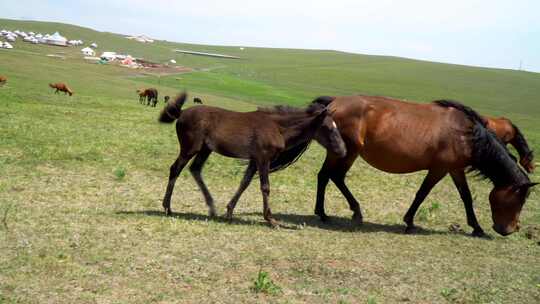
404, 225, 417, 234
208, 207, 217, 218
352, 213, 363, 225
164, 208, 173, 216
268, 219, 281, 229
316, 212, 330, 223
471, 228, 486, 238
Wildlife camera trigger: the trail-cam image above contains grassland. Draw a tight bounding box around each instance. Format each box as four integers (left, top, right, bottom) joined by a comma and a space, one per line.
1, 18, 539, 303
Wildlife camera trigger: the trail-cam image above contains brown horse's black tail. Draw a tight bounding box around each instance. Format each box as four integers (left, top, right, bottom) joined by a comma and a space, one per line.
158, 92, 187, 123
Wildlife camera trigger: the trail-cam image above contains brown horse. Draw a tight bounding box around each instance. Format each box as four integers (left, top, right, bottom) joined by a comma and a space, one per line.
49, 83, 73, 96
137, 88, 158, 107
0, 75, 7, 86
164, 95, 170, 104
193, 97, 203, 104
312, 95, 536, 237
485, 116, 535, 173
159, 92, 346, 227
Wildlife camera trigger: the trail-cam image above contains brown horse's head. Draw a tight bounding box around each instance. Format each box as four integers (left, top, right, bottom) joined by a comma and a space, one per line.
314, 110, 346, 158
489, 183, 537, 235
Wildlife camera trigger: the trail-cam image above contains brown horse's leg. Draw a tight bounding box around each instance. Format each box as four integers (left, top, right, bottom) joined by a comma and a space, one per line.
189, 146, 216, 217
450, 170, 485, 237
162, 153, 195, 215
257, 161, 278, 227
226, 160, 257, 220
403, 169, 447, 233
315, 153, 361, 223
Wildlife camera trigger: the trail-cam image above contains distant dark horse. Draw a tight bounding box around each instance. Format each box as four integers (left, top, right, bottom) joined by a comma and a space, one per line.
0, 75, 6, 86
313, 95, 536, 237
485, 116, 535, 173
159, 92, 346, 227
193, 97, 203, 104
49, 83, 73, 96
164, 96, 170, 104
137, 88, 158, 107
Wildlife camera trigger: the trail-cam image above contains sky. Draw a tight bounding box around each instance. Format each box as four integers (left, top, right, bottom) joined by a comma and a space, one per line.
1, 0, 540, 72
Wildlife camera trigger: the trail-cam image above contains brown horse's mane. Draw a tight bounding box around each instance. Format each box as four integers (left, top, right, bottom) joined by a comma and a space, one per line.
434, 100, 530, 188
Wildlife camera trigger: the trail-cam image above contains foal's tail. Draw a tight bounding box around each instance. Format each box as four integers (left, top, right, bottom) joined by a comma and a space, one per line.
158, 92, 187, 123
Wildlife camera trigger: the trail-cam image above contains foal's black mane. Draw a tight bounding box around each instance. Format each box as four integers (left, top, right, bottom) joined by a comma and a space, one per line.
257, 102, 326, 115
258, 102, 327, 172
511, 122, 534, 161
434, 100, 530, 187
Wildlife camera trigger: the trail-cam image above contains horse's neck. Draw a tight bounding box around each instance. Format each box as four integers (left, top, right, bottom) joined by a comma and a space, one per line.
270, 114, 317, 148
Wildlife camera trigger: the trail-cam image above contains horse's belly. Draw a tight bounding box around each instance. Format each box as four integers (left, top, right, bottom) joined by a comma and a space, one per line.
358, 145, 431, 173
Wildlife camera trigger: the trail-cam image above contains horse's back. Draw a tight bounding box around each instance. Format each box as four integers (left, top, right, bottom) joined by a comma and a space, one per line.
330, 95, 472, 173
178, 106, 282, 158
486, 116, 514, 143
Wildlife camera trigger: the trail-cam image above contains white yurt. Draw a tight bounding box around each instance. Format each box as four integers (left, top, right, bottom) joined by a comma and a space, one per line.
45, 32, 68, 46
81, 47, 95, 56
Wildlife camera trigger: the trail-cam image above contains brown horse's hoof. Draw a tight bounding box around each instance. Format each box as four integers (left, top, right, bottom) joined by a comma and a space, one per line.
471, 228, 486, 238
164, 208, 173, 216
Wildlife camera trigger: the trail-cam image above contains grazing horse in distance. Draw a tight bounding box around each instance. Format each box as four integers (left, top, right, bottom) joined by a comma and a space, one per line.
485, 116, 535, 173
137, 88, 159, 107
164, 96, 170, 104
0, 75, 7, 86
158, 92, 346, 227
193, 97, 203, 104
312, 95, 536, 237
49, 83, 73, 96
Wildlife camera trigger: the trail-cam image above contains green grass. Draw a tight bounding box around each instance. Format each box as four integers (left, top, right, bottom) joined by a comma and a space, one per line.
1, 18, 540, 303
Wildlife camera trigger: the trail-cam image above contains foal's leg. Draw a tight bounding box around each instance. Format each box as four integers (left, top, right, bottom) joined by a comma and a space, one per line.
403, 169, 447, 233
162, 152, 195, 215
450, 170, 485, 237
257, 161, 278, 227
226, 160, 257, 220
189, 146, 216, 217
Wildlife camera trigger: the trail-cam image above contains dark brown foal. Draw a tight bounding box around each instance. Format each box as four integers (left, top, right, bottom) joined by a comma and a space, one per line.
159, 92, 346, 227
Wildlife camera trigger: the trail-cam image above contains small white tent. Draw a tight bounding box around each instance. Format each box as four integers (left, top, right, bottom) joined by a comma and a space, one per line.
45, 32, 67, 46
81, 47, 95, 56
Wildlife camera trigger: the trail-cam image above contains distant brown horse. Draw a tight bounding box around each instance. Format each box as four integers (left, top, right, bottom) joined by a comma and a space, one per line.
485, 116, 535, 173
137, 88, 158, 107
313, 95, 536, 237
49, 83, 73, 96
0, 75, 7, 86
164, 96, 170, 104
159, 92, 346, 227
193, 97, 203, 104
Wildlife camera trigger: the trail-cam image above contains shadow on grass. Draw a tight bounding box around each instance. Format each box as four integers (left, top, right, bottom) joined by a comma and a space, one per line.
116, 209, 472, 236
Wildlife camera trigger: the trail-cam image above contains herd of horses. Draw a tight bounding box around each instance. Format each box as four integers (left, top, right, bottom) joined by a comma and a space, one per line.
1, 72, 536, 237
159, 92, 536, 237
137, 87, 203, 107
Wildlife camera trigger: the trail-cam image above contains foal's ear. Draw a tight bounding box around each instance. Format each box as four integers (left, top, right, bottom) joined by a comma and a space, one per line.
513, 182, 539, 193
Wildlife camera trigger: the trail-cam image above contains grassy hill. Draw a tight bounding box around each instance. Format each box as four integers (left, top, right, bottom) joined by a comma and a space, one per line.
1, 18, 539, 303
